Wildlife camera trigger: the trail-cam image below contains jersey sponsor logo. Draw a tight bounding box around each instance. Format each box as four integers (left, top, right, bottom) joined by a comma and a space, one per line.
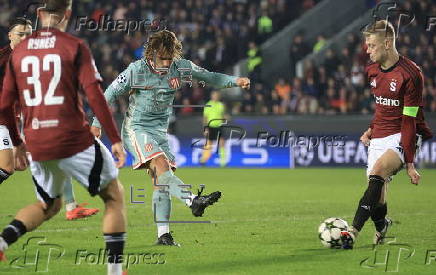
145, 143, 153, 152
390, 79, 397, 92
370, 78, 376, 88
375, 95, 400, 106
168, 77, 181, 89
31, 118, 59, 130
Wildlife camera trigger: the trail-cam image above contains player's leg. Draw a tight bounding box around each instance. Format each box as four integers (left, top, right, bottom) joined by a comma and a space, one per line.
59, 139, 126, 275
63, 180, 99, 220
200, 127, 218, 165
347, 149, 402, 246
99, 179, 126, 275
0, 126, 14, 184
218, 134, 226, 167
0, 160, 66, 260
371, 182, 392, 244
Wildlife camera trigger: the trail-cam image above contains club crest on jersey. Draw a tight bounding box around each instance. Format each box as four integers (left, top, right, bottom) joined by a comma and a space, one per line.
370, 78, 376, 88
145, 143, 153, 152
390, 79, 397, 92
168, 77, 181, 89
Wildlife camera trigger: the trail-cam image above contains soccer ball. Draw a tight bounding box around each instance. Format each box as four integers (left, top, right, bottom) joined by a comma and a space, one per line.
318, 217, 349, 248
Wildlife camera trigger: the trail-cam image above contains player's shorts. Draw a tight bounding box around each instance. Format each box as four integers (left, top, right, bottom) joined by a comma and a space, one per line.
207, 126, 225, 141
367, 133, 422, 182
29, 139, 118, 204
0, 125, 13, 150
122, 128, 176, 170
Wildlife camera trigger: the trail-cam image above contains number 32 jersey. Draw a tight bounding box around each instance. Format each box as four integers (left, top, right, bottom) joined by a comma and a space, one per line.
1, 27, 114, 161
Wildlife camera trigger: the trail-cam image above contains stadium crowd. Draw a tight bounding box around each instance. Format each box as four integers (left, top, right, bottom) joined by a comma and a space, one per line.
1, 0, 434, 117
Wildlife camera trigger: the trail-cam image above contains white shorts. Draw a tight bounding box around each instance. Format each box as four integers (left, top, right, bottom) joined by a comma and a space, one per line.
30, 139, 118, 204
367, 133, 422, 181
0, 125, 13, 150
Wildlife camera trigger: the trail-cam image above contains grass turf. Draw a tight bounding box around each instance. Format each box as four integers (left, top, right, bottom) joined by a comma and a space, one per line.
0, 168, 435, 274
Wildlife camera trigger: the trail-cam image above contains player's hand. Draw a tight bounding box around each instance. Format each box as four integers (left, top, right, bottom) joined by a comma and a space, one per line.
360, 128, 372, 146
236, 77, 250, 89
406, 163, 420, 185
90, 126, 102, 138
111, 142, 126, 168
14, 143, 29, 171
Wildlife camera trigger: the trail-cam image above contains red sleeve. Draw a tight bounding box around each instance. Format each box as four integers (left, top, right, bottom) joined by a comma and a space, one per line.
400, 72, 422, 163
76, 41, 120, 144
0, 59, 23, 146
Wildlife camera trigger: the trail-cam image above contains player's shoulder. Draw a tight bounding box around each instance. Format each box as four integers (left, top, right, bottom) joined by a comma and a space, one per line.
173, 58, 193, 69
398, 55, 422, 81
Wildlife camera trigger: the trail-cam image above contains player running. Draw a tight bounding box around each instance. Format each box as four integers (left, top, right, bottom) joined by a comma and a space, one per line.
91, 30, 250, 246
0, 17, 99, 220
0, 1, 127, 274
200, 91, 228, 167
341, 20, 433, 249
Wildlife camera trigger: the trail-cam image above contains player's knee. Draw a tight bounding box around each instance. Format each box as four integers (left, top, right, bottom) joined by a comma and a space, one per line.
99, 179, 124, 206
150, 156, 170, 175
370, 160, 387, 177
44, 199, 62, 219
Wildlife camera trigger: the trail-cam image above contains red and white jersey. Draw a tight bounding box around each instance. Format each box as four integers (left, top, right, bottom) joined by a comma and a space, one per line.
1, 27, 120, 161
366, 55, 432, 140
0, 44, 12, 125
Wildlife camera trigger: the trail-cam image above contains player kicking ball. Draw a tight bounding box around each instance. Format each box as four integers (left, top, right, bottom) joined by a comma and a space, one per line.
0, 1, 127, 274
91, 30, 250, 246
341, 20, 433, 249
0, 17, 99, 221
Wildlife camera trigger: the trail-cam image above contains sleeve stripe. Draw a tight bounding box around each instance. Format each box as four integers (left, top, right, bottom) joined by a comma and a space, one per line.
403, 106, 419, 117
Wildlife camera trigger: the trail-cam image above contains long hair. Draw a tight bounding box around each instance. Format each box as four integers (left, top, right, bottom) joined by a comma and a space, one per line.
143, 30, 183, 60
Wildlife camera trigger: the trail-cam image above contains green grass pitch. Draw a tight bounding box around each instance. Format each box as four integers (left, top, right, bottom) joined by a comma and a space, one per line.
0, 168, 435, 274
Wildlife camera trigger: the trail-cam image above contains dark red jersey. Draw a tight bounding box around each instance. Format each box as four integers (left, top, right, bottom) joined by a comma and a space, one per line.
366, 55, 433, 162
0, 27, 121, 161
0, 45, 12, 125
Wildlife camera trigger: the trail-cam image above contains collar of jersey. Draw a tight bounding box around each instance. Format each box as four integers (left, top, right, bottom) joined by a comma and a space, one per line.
379, 55, 401, 73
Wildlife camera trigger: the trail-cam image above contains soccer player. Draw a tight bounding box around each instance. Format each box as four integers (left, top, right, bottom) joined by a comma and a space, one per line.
0, 17, 99, 221
91, 30, 250, 246
0, 17, 32, 183
200, 91, 228, 167
341, 20, 433, 249
0, 1, 127, 274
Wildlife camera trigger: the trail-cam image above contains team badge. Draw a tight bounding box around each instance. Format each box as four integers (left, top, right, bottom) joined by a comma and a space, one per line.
168, 77, 181, 89
145, 143, 153, 152
370, 78, 376, 88
390, 79, 397, 92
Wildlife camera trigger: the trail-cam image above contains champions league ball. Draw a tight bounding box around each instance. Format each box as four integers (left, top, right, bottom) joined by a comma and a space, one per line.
318, 217, 349, 248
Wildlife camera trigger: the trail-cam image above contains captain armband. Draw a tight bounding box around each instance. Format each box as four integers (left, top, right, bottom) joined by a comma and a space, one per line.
402, 106, 419, 117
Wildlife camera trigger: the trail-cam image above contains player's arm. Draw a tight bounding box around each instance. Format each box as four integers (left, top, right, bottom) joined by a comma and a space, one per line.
401, 72, 423, 185
77, 42, 125, 167
0, 59, 28, 170
188, 61, 250, 89
91, 64, 133, 132
0, 59, 22, 147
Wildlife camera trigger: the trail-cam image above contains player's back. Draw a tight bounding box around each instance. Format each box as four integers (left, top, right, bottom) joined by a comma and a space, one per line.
9, 27, 98, 161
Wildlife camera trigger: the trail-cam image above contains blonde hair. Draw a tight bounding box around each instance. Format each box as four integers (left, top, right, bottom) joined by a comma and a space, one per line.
143, 30, 183, 60
362, 20, 396, 40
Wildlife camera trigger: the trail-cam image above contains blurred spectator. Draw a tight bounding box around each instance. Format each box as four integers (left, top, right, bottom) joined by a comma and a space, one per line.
313, 35, 327, 53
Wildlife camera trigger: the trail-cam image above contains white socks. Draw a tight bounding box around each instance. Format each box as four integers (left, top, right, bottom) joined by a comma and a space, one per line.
107, 263, 122, 275
65, 202, 77, 212
157, 224, 169, 238
185, 194, 196, 207
0, 237, 8, 251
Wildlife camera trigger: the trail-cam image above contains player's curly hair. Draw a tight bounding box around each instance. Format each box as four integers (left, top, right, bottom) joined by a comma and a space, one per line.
143, 30, 183, 60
